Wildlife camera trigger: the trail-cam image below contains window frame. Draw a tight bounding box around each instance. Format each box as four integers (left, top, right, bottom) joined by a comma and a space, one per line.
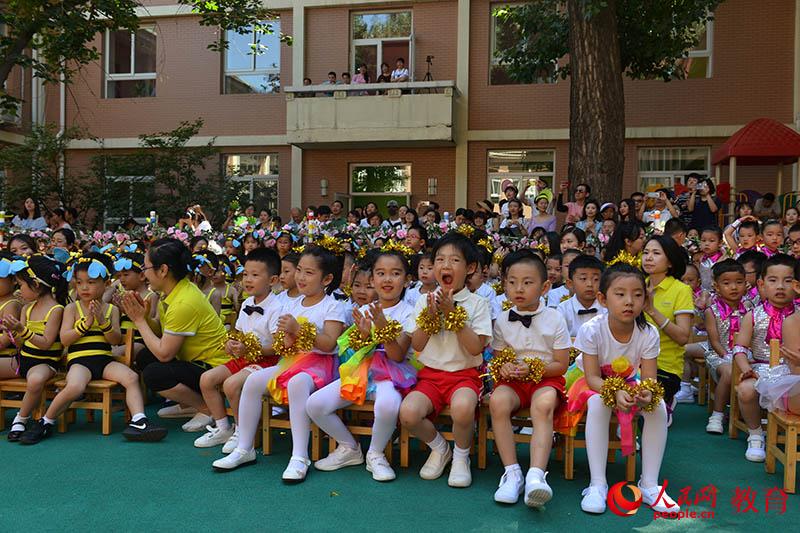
223, 19, 282, 94
350, 9, 414, 80
486, 149, 556, 217
684, 19, 714, 78
349, 162, 412, 209
489, 3, 556, 85
637, 146, 711, 191
104, 25, 157, 98
224, 153, 280, 211
103, 175, 155, 227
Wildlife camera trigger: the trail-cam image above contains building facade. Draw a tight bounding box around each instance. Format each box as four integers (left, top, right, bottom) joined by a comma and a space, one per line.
1, 0, 797, 223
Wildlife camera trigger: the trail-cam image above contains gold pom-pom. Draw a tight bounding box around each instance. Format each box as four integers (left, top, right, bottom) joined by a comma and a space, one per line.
502, 299, 513, 311
380, 240, 415, 258
416, 308, 441, 335
569, 347, 580, 366
444, 306, 468, 332
488, 347, 517, 384
606, 250, 641, 269
560, 293, 570, 303
491, 280, 504, 295
225, 330, 263, 363
295, 320, 317, 352
600, 376, 633, 408
340, 283, 352, 298
456, 224, 475, 237
522, 357, 546, 384
272, 330, 295, 359
348, 327, 373, 351
374, 320, 402, 345
315, 235, 345, 255
635, 378, 665, 412
477, 237, 493, 254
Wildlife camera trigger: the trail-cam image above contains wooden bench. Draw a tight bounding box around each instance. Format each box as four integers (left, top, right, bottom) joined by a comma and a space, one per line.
335, 401, 394, 462
398, 406, 479, 468
0, 375, 60, 429
765, 339, 798, 493
261, 397, 330, 461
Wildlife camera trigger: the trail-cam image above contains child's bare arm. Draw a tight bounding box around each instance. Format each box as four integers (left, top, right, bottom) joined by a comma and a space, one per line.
704, 308, 727, 357
733, 310, 755, 374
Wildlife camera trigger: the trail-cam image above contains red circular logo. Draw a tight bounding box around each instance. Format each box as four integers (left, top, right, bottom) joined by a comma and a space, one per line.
607, 481, 643, 517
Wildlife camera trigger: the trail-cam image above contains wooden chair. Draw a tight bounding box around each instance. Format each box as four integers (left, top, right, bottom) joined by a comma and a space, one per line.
261, 397, 330, 461
0, 374, 60, 430
56, 329, 134, 435
765, 339, 799, 493
334, 401, 394, 462
399, 406, 479, 468
476, 401, 532, 470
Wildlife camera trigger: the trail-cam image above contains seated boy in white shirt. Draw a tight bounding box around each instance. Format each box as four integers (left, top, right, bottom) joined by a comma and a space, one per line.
557, 254, 607, 337
489, 250, 571, 508
400, 233, 492, 489
546, 249, 581, 307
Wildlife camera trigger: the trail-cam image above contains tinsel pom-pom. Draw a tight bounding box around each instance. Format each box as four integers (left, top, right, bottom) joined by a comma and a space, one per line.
416, 308, 441, 335
226, 330, 263, 363
295, 321, 317, 353
348, 327, 373, 351
374, 320, 402, 345
522, 357, 546, 384
600, 376, 632, 408
635, 378, 665, 412
444, 306, 468, 332
502, 300, 513, 311
488, 347, 517, 384
272, 330, 296, 359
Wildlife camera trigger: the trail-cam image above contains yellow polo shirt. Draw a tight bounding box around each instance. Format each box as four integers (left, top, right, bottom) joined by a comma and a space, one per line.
159, 277, 229, 367
646, 276, 694, 376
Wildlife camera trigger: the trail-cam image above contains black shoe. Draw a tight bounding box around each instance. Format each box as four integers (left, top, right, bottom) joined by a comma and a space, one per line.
123, 417, 168, 442
20, 419, 54, 445
7, 420, 28, 442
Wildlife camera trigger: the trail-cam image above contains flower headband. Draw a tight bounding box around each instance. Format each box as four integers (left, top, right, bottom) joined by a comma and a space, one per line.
65, 257, 111, 282
114, 257, 143, 272
8, 258, 56, 287
0, 257, 14, 278
380, 240, 416, 258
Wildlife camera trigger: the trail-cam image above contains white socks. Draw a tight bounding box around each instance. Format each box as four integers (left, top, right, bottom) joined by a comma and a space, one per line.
11, 413, 29, 431
215, 417, 231, 431
43, 416, 56, 425
749, 427, 764, 437
505, 463, 522, 475
528, 466, 545, 480
427, 432, 449, 455
453, 445, 470, 461
710, 411, 723, 419
131, 412, 146, 423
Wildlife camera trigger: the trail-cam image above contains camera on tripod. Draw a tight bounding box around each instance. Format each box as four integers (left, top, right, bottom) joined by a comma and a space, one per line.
426, 55, 434, 64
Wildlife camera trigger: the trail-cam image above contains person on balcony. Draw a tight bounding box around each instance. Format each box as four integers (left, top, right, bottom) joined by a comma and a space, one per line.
353, 64, 370, 95
321, 72, 337, 96
391, 58, 409, 82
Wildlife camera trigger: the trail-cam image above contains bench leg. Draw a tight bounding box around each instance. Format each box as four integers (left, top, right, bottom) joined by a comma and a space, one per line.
766, 414, 778, 474
102, 391, 112, 435
311, 425, 321, 461
262, 401, 272, 456
477, 409, 488, 470
400, 426, 410, 468
565, 435, 574, 480
785, 425, 797, 494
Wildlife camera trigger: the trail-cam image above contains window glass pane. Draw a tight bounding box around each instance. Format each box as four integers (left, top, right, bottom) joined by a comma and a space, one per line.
488, 150, 554, 173
255, 21, 281, 71
683, 56, 709, 79
253, 179, 278, 212
638, 147, 709, 172
352, 12, 412, 39
354, 45, 378, 79
109, 31, 132, 74
107, 79, 156, 98
351, 165, 410, 193
134, 28, 157, 73
105, 181, 132, 219
225, 154, 279, 176
225, 73, 280, 94
226, 29, 255, 71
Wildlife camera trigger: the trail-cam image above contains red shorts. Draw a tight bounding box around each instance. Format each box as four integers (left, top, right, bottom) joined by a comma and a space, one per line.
412, 366, 482, 418
496, 376, 566, 412
224, 356, 278, 374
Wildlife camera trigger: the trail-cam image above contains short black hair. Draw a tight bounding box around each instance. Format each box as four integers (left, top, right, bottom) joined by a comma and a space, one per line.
73, 252, 115, 278
282, 251, 300, 267
316, 205, 332, 216
577, 183, 591, 194
561, 248, 582, 262
739, 220, 760, 234
149, 238, 192, 281
645, 235, 687, 279
764, 193, 776, 201
762, 219, 782, 233
546, 253, 562, 264
407, 224, 428, 243
410, 251, 433, 280
712, 258, 745, 280
788, 223, 800, 235
568, 254, 605, 280
598, 264, 648, 330
328, 71, 336, 77
664, 218, 686, 237
560, 227, 586, 246
701, 226, 723, 240
737, 250, 767, 274
760, 253, 796, 279
245, 247, 281, 277
53, 227, 76, 247
501, 249, 547, 283
300, 246, 344, 295
431, 232, 481, 267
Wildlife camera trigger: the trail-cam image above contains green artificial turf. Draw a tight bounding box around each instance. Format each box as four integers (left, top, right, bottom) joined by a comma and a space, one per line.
2, 401, 795, 532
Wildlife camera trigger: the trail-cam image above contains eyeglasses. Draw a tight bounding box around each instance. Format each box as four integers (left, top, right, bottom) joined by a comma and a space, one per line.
141, 266, 155, 272
576, 188, 587, 193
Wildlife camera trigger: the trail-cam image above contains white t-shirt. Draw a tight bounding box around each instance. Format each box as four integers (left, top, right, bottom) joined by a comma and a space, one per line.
358, 300, 415, 357
546, 284, 570, 308
475, 282, 501, 321
391, 67, 409, 81
406, 287, 493, 371
404, 282, 435, 308
275, 290, 303, 314
491, 304, 571, 364
286, 294, 346, 354
235, 292, 282, 347
643, 209, 672, 224
557, 295, 608, 338
573, 314, 660, 376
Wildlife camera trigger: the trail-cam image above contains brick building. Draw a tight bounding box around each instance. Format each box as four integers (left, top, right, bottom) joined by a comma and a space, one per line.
0, 0, 797, 224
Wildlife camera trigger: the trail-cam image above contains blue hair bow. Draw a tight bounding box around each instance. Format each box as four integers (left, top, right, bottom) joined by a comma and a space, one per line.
8, 260, 28, 276
91, 244, 113, 254
124, 244, 138, 253
0, 258, 13, 278
232, 239, 241, 248
65, 259, 109, 282
114, 258, 133, 272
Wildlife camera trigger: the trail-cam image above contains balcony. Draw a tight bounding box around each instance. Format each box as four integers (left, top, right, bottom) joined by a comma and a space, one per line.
285, 81, 456, 149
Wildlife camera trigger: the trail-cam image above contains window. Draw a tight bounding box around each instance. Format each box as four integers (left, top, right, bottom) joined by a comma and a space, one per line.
225, 154, 279, 212
677, 20, 713, 78
105, 27, 157, 98
638, 146, 710, 191
105, 176, 155, 226
488, 150, 555, 212
351, 11, 412, 84
224, 20, 281, 94
350, 163, 411, 214
490, 4, 556, 85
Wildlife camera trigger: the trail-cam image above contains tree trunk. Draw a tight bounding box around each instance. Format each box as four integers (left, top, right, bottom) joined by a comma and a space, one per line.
567, 0, 625, 203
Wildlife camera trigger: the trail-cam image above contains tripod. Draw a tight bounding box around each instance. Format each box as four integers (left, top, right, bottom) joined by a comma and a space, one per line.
420, 56, 437, 94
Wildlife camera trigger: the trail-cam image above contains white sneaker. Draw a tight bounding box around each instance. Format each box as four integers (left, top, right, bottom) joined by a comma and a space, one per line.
282, 456, 311, 483
271, 406, 286, 417
222, 426, 239, 454
157, 404, 198, 419
705, 415, 724, 434
366, 451, 396, 482
639, 482, 679, 513
212, 447, 256, 471
580, 485, 608, 514
745, 434, 766, 462
494, 469, 524, 504
194, 425, 235, 448
314, 444, 364, 471
182, 413, 214, 432
674, 387, 694, 404
448, 457, 472, 488
419, 447, 452, 480
525, 470, 553, 508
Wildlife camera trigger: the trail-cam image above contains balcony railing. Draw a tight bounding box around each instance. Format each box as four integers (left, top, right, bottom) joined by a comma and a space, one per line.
285, 81, 457, 148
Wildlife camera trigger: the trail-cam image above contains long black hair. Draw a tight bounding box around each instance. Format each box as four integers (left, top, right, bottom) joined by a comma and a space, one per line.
18, 198, 42, 220
17, 254, 69, 305
148, 238, 192, 281
644, 234, 687, 279
603, 220, 644, 263
300, 246, 344, 295
599, 263, 648, 330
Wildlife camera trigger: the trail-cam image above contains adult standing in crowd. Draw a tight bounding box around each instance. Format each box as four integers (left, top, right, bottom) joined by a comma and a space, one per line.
557, 181, 589, 224
675, 173, 701, 228
11, 197, 47, 231
753, 192, 782, 220
687, 177, 720, 231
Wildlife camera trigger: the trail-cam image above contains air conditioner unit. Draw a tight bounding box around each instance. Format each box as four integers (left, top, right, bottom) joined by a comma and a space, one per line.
0, 102, 22, 126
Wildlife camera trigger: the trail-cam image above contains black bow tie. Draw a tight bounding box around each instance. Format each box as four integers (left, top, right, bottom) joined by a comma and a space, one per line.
509, 309, 534, 328
243, 305, 264, 316
578, 308, 598, 316
333, 292, 349, 301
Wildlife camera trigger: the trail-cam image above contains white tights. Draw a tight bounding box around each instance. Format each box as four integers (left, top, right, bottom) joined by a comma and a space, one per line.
236, 366, 317, 459
306, 379, 401, 454
585, 394, 668, 488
